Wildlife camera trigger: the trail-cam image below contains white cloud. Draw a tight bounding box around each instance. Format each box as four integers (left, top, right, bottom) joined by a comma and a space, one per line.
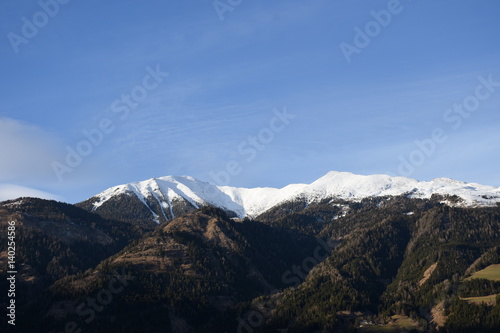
0, 184, 62, 202
0, 118, 64, 184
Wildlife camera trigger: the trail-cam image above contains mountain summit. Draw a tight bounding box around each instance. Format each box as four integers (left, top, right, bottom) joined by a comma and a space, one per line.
77, 171, 500, 224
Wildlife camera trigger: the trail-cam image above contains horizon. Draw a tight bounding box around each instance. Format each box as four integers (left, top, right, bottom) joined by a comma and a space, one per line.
1, 0, 500, 203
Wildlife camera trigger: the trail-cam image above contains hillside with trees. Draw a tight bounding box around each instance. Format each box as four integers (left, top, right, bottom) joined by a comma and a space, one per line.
1, 196, 500, 332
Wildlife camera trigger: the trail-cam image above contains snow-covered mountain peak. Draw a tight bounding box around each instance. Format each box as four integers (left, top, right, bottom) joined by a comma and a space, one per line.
83, 172, 500, 223
304, 172, 416, 200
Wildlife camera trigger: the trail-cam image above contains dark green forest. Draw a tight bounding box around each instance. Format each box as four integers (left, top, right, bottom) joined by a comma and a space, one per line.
1, 196, 500, 332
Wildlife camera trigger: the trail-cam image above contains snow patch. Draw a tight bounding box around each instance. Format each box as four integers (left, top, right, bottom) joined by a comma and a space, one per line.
86, 171, 500, 221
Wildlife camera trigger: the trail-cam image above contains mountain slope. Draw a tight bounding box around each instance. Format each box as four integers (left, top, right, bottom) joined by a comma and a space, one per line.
78, 172, 500, 225
3, 195, 500, 332
240, 204, 500, 332
20, 207, 320, 333
0, 197, 152, 330
0, 198, 150, 281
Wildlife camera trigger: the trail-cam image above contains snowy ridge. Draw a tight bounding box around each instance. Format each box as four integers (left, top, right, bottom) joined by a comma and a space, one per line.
87, 171, 500, 222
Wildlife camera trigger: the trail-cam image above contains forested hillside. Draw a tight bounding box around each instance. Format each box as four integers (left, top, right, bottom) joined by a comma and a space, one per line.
2, 196, 500, 332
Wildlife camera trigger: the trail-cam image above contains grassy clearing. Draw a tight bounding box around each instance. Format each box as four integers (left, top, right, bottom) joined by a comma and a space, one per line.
418, 262, 437, 287
467, 264, 500, 281
358, 315, 421, 332
461, 294, 499, 305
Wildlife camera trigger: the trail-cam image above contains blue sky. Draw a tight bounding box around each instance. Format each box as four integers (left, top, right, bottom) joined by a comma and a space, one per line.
1, 0, 499, 203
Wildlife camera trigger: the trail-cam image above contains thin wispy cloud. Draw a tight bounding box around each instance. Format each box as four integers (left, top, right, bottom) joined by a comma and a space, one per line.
0, 184, 62, 202
0, 118, 64, 185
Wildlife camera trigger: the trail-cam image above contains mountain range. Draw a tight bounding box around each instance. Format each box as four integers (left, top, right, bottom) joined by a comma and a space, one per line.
78, 171, 500, 224
2, 171, 500, 333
